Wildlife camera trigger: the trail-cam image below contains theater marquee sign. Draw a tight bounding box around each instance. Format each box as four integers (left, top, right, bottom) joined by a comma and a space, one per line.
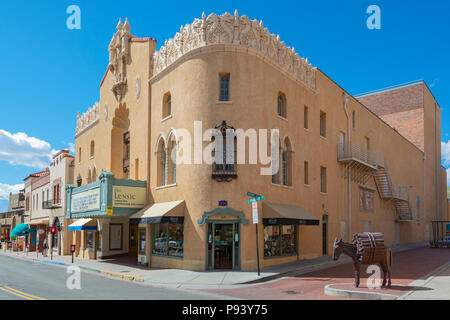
71, 188, 101, 213
113, 186, 146, 208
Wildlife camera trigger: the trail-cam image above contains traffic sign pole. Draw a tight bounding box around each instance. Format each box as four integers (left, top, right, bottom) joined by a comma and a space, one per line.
247, 192, 264, 277
255, 224, 260, 276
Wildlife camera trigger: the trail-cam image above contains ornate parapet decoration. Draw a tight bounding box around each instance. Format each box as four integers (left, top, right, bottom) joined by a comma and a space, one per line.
109, 18, 131, 102
152, 10, 316, 90
76, 102, 100, 136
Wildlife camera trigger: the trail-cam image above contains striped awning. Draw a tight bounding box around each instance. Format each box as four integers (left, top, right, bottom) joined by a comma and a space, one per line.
68, 218, 97, 231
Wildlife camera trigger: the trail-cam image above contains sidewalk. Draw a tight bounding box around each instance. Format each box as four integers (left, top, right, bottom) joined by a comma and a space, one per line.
399, 261, 450, 300
0, 241, 428, 290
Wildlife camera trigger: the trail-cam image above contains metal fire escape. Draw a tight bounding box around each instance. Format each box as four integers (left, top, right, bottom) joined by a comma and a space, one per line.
338, 141, 413, 221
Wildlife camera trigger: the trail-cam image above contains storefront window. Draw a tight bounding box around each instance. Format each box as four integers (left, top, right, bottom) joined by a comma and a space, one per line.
264, 225, 297, 258
152, 222, 183, 257
168, 223, 183, 257
152, 223, 168, 255
86, 231, 94, 250
139, 228, 146, 255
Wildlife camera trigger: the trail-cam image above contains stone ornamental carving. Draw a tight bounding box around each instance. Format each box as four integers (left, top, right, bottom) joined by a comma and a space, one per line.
76, 102, 100, 136
109, 18, 131, 101
152, 10, 316, 90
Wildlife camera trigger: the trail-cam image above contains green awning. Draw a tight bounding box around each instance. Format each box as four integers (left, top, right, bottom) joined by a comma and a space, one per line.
10, 223, 29, 238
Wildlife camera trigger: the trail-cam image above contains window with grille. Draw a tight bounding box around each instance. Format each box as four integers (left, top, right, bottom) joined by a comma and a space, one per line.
219, 74, 230, 101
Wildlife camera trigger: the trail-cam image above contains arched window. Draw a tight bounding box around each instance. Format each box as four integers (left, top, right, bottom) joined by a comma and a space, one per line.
277, 92, 287, 118
90, 140, 95, 157
156, 137, 167, 186
163, 92, 172, 119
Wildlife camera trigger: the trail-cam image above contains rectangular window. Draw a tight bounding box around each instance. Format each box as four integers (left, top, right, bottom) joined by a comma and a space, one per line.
139, 228, 146, 255
359, 188, 374, 212
320, 166, 327, 193
352, 110, 355, 129
320, 111, 327, 137
304, 161, 309, 185
219, 74, 230, 101
78, 148, 81, 163
263, 224, 297, 258
152, 222, 184, 257
304, 106, 309, 129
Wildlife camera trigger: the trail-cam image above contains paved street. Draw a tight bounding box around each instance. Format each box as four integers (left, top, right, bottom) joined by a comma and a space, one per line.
200, 248, 450, 300
0, 255, 232, 300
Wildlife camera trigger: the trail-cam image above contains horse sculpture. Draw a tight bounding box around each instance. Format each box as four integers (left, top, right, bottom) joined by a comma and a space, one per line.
332, 233, 392, 288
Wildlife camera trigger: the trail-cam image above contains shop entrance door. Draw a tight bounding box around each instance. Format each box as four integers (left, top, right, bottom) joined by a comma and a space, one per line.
207, 222, 240, 270
129, 224, 138, 257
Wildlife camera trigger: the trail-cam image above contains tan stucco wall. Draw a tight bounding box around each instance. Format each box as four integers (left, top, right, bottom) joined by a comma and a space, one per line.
71, 30, 446, 270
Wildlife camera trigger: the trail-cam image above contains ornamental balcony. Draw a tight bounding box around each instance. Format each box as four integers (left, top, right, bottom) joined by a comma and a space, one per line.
42, 200, 62, 210
212, 164, 237, 182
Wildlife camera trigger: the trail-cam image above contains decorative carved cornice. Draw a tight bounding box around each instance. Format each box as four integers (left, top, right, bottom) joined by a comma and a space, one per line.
152, 10, 316, 90
76, 102, 100, 136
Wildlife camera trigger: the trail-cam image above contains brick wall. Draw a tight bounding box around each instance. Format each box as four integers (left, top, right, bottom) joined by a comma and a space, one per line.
357, 83, 424, 116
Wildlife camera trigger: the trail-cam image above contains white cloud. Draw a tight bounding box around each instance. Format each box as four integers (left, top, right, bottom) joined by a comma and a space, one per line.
442, 141, 450, 167
0, 129, 56, 168
68, 142, 75, 153
0, 182, 23, 201
430, 78, 440, 88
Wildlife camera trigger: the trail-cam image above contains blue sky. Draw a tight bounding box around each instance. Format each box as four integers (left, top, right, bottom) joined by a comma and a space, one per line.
0, 0, 449, 211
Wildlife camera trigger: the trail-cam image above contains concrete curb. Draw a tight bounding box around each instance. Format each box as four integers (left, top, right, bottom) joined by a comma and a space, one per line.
324, 283, 399, 300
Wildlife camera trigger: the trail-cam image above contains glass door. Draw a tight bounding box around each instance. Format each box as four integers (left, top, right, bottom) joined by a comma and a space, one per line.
207, 222, 240, 270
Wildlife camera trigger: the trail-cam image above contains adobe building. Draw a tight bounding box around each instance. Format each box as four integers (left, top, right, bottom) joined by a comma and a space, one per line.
0, 191, 25, 242
66, 12, 447, 271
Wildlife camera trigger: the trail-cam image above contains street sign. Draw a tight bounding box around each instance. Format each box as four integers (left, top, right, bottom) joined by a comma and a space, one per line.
252, 202, 259, 224
247, 196, 264, 204
107, 206, 113, 216
70, 244, 76, 253
50, 227, 57, 235
247, 192, 261, 198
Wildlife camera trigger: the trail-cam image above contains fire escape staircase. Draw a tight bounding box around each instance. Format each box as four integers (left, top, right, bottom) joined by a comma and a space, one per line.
338, 142, 413, 221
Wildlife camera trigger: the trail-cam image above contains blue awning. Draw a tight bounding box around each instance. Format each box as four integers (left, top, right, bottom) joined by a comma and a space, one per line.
68, 219, 97, 231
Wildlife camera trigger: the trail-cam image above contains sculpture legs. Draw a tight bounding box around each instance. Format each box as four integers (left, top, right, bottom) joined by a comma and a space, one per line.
354, 261, 361, 288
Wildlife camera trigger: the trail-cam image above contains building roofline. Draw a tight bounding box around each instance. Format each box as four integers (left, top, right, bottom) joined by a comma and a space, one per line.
354, 80, 425, 98
316, 68, 425, 155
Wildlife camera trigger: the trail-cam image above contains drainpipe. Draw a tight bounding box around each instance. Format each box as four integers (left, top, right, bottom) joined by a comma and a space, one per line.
343, 93, 351, 242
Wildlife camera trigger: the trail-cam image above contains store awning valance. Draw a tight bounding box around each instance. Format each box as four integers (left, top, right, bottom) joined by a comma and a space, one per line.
262, 202, 320, 226
28, 218, 49, 225
68, 218, 97, 231
129, 200, 185, 225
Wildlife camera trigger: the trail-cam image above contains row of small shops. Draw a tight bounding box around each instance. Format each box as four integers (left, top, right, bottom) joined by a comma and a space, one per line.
64, 172, 321, 271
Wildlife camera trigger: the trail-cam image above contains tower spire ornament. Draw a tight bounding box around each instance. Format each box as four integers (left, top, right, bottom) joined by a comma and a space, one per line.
109, 18, 132, 102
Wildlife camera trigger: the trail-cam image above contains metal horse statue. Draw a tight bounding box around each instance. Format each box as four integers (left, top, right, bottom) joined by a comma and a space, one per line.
332, 237, 392, 288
